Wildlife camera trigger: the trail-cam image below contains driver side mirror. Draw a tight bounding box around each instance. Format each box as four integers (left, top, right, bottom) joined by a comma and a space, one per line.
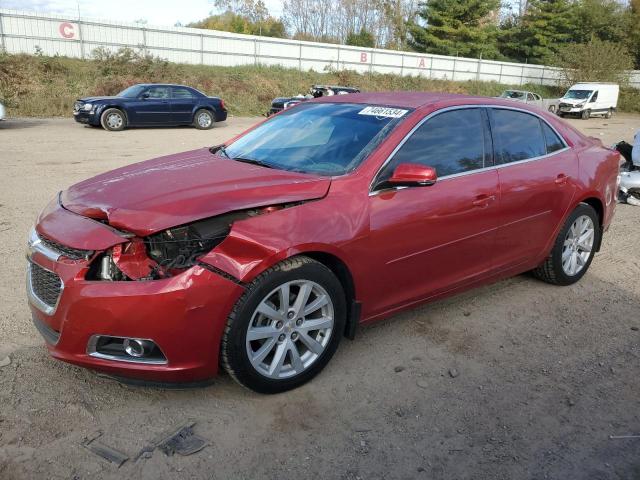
388, 163, 437, 187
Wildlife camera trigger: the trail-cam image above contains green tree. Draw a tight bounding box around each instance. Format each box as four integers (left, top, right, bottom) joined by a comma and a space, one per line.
553, 38, 634, 87
189, 11, 286, 37
408, 0, 502, 59
628, 0, 640, 68
500, 0, 579, 64
574, 0, 628, 44
346, 28, 376, 47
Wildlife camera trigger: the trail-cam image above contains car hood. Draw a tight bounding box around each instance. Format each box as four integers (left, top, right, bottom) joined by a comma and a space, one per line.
61, 148, 331, 236
78, 96, 121, 103
560, 98, 586, 105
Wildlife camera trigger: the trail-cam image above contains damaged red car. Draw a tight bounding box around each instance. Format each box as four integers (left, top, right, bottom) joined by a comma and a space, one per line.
27, 93, 619, 393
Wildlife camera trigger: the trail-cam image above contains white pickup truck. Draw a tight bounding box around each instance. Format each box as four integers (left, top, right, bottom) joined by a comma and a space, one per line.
497, 90, 560, 113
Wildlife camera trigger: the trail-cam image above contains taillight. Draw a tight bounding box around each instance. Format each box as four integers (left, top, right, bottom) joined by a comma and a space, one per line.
220, 99, 226, 111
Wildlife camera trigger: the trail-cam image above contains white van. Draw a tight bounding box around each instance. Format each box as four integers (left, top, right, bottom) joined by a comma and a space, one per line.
557, 83, 619, 120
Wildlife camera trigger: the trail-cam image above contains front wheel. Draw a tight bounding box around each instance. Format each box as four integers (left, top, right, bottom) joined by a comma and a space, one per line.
581, 109, 591, 120
221, 256, 346, 393
548, 104, 556, 113
193, 109, 214, 130
100, 108, 126, 131
532, 203, 600, 285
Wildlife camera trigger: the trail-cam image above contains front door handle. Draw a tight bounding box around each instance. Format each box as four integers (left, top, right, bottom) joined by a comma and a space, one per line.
555, 174, 570, 185
472, 194, 496, 208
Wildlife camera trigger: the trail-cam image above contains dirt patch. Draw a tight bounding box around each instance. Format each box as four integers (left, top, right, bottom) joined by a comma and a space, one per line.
0, 115, 639, 479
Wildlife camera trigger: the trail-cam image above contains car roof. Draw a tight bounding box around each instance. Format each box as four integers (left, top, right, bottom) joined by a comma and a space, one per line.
311, 91, 543, 110
135, 83, 195, 88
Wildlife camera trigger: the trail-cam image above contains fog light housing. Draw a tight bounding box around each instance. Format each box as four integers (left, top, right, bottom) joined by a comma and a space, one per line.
87, 335, 167, 364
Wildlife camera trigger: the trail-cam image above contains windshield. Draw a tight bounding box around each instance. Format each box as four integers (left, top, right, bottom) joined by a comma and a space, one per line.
564, 89, 593, 100
118, 85, 146, 98
224, 103, 410, 175
500, 90, 525, 99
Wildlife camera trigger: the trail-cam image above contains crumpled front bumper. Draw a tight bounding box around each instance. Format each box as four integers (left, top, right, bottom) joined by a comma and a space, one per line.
27, 199, 244, 383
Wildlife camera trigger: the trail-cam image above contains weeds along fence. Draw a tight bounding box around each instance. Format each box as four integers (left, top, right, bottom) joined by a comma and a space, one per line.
1, 8, 639, 89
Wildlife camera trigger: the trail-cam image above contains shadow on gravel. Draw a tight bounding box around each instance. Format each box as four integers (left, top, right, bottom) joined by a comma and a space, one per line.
0, 119, 45, 130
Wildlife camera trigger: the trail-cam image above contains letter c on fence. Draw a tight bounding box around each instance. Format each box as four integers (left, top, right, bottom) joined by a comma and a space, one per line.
360, 52, 367, 63
59, 22, 75, 39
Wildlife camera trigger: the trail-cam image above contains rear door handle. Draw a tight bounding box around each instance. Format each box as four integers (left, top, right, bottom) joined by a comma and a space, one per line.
555, 174, 570, 185
472, 194, 496, 208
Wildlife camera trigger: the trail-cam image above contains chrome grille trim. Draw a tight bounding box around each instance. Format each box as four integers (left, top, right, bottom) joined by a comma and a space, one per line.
26, 262, 63, 316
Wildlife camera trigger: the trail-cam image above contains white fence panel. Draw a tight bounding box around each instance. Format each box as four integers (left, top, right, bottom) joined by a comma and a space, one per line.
0, 8, 638, 89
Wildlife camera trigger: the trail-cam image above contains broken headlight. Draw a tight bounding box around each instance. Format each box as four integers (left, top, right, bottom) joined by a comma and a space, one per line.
88, 209, 274, 281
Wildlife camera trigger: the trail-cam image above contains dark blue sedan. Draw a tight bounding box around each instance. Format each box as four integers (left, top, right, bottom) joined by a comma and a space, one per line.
73, 84, 227, 131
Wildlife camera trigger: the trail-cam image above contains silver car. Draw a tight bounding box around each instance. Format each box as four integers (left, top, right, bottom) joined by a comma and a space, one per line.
498, 90, 559, 113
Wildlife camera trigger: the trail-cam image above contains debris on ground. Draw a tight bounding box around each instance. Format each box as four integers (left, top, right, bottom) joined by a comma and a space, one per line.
0, 356, 10, 368
394, 366, 405, 373
82, 433, 129, 467
609, 434, 640, 439
448, 368, 460, 378
137, 421, 207, 459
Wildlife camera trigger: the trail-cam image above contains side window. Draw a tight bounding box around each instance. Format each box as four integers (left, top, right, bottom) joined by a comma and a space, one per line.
527, 93, 535, 102
541, 121, 565, 153
590, 91, 598, 103
145, 86, 170, 99
172, 87, 194, 99
491, 109, 546, 163
380, 109, 487, 180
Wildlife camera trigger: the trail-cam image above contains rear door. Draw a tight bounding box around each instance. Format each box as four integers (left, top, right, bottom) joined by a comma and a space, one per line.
367, 107, 500, 315
490, 108, 578, 270
170, 87, 197, 124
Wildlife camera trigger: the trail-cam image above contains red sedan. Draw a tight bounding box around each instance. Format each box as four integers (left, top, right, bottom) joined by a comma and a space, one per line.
27, 93, 619, 393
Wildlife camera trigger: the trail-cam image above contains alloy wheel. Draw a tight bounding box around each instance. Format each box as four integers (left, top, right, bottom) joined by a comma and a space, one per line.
561, 214, 595, 276
197, 112, 212, 128
246, 280, 334, 379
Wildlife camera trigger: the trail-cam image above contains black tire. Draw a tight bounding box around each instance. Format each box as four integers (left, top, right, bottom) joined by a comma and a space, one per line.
532, 203, 600, 286
605, 108, 613, 119
548, 105, 556, 113
193, 109, 215, 130
581, 109, 591, 120
221, 256, 347, 394
100, 108, 126, 131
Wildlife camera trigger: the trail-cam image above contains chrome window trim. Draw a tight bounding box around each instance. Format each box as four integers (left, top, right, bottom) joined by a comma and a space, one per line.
26, 261, 64, 316
369, 104, 570, 195
87, 335, 168, 365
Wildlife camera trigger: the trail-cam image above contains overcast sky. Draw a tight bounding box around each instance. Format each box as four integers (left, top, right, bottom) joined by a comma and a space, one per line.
0, 0, 285, 25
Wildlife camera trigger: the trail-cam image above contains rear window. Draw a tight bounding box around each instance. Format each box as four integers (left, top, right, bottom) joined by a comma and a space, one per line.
491, 109, 546, 163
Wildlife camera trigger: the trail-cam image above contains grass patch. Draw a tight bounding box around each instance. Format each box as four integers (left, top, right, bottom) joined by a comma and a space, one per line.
1, 49, 637, 117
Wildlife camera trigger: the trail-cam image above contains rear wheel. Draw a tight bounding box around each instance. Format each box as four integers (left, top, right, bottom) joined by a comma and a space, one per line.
221, 256, 346, 393
532, 203, 600, 285
193, 109, 214, 130
100, 108, 126, 131
605, 108, 613, 119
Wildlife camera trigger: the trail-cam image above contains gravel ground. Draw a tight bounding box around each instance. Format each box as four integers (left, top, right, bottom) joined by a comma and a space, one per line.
0, 114, 639, 480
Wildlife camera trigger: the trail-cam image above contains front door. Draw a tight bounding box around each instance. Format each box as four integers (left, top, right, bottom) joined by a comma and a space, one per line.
367, 108, 500, 317
129, 85, 172, 125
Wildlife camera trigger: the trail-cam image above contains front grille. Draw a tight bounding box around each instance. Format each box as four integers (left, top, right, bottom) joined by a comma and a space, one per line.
40, 235, 92, 260
29, 263, 62, 310
271, 101, 285, 109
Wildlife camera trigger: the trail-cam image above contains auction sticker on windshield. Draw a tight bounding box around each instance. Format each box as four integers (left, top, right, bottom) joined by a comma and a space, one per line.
358, 106, 408, 118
